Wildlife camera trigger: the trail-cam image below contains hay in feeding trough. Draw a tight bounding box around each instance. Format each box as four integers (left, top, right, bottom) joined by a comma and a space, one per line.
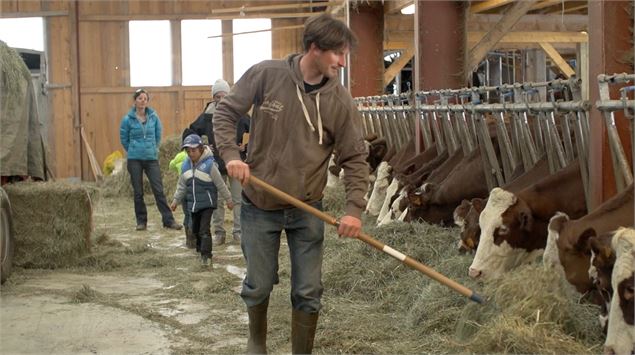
4, 181, 93, 268
100, 135, 182, 199
454, 264, 603, 354
312, 187, 604, 354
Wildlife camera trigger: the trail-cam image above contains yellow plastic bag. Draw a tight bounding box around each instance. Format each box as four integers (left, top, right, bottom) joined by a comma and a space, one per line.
103, 150, 123, 176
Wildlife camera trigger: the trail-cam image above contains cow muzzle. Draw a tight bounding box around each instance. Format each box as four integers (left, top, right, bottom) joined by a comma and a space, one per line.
468, 267, 482, 278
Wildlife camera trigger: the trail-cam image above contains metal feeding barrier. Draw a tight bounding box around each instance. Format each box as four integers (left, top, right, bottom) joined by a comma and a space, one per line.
355, 76, 606, 210
596, 73, 635, 193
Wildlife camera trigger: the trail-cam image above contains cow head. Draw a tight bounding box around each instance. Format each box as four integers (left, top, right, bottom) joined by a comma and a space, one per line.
454, 198, 485, 253
469, 188, 541, 279
367, 138, 388, 173
559, 227, 596, 294
589, 233, 616, 294
543, 212, 569, 270
544, 212, 596, 293
604, 228, 635, 355
407, 183, 435, 207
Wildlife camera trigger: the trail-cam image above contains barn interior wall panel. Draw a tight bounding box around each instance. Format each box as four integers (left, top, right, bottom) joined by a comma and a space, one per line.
272, 18, 303, 59
2, 0, 312, 180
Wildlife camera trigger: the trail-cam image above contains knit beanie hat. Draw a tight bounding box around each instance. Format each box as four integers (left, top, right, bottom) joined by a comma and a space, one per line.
212, 79, 230, 97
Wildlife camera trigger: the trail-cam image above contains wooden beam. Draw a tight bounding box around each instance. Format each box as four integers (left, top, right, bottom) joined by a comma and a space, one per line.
0, 10, 67, 18
557, 3, 588, 13
470, 0, 514, 14
468, 31, 588, 43
530, 0, 566, 11
468, 13, 587, 32
80, 11, 323, 21
467, 0, 538, 72
384, 0, 413, 14
171, 20, 182, 86
222, 20, 234, 84
538, 42, 575, 77
210, 1, 339, 14
383, 46, 414, 85
387, 30, 586, 50
384, 40, 413, 50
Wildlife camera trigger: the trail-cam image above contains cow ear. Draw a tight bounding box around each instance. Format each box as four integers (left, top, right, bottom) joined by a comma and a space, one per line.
624, 282, 634, 301
472, 198, 486, 212
519, 211, 533, 231
422, 183, 437, 193
577, 228, 596, 251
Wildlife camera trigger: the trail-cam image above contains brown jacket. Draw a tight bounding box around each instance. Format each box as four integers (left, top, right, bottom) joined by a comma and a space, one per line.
214, 54, 369, 218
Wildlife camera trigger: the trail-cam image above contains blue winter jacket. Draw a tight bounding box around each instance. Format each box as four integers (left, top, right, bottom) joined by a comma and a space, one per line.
180, 149, 218, 213
119, 107, 162, 160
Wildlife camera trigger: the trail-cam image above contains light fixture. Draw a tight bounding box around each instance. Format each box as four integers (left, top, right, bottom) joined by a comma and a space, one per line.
400, 4, 415, 15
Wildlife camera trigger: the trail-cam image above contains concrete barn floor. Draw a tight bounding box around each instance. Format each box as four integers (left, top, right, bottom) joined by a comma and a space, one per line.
1, 195, 255, 354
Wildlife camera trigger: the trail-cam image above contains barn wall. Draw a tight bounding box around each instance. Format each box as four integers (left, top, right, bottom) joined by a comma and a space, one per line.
1, 0, 314, 180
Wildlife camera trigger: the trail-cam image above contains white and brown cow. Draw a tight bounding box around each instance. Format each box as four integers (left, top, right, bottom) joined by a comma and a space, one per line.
468, 161, 586, 279
365, 161, 392, 216
604, 227, 635, 355
543, 184, 633, 294
454, 157, 551, 253
454, 197, 486, 253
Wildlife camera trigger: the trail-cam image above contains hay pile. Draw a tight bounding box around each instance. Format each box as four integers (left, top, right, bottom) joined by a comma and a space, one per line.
309, 187, 604, 354
454, 264, 603, 354
101, 135, 182, 200
4, 181, 93, 268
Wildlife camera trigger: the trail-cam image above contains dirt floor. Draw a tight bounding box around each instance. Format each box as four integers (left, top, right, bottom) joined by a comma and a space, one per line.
1, 194, 252, 354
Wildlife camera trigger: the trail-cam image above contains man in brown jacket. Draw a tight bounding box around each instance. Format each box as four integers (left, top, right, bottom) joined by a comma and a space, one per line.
214, 13, 369, 354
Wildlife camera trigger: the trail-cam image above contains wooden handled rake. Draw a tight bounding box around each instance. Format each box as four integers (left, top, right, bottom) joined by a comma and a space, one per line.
248, 175, 484, 304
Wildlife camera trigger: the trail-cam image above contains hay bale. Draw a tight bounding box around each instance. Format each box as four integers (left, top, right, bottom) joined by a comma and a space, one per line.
4, 181, 92, 268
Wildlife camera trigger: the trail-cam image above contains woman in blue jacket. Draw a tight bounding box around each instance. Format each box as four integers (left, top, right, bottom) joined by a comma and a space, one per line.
119, 88, 182, 231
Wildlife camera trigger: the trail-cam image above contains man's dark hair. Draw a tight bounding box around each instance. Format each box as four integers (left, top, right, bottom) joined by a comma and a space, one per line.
302, 13, 357, 52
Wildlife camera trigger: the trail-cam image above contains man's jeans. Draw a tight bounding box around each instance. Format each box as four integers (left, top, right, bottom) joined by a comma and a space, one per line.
212, 174, 242, 236
240, 195, 325, 313
127, 159, 175, 226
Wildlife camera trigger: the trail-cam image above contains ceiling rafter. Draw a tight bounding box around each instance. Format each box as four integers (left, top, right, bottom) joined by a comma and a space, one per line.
539, 42, 575, 77
470, 0, 514, 14
383, 0, 413, 14
467, 0, 539, 71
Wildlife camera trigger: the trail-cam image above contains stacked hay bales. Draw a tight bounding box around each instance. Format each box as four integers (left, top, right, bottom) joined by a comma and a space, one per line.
101, 135, 182, 199
4, 181, 93, 268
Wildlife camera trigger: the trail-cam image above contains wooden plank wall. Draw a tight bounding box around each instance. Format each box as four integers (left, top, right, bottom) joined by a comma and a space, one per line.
1, 0, 308, 180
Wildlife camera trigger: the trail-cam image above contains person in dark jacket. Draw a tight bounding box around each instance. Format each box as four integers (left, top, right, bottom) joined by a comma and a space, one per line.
237, 115, 250, 161
189, 79, 245, 246
119, 88, 182, 231
170, 134, 233, 266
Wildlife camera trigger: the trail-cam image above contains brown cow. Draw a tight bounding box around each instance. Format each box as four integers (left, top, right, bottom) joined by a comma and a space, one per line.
406, 148, 490, 225
468, 161, 586, 279
454, 197, 486, 253
544, 184, 633, 294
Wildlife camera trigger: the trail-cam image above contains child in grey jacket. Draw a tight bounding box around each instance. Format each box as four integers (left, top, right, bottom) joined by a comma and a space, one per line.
170, 134, 233, 266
